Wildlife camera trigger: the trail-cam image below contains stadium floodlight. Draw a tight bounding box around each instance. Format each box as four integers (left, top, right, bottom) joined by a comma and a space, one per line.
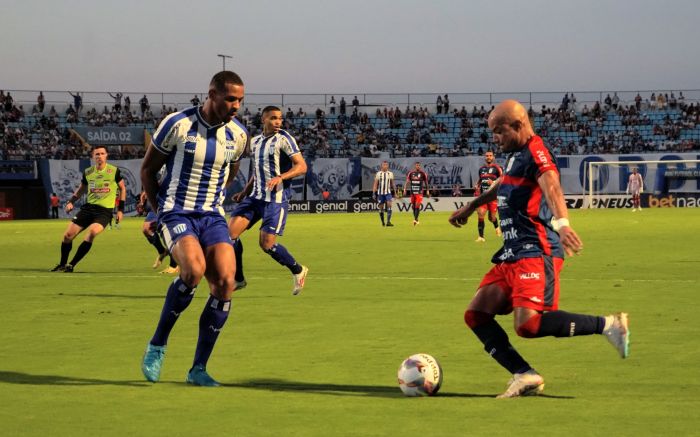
217, 54, 233, 71
584, 159, 700, 208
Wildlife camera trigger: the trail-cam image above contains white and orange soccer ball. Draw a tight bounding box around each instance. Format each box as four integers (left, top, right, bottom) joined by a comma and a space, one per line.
397, 353, 443, 397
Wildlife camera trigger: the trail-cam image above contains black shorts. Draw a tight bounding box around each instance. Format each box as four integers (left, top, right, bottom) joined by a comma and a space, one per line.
72, 204, 113, 229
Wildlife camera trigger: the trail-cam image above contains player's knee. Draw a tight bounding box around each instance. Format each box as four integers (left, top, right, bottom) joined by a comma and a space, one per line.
515, 314, 541, 338
260, 240, 275, 252
181, 271, 203, 288
210, 276, 235, 299
464, 310, 494, 329
180, 263, 205, 287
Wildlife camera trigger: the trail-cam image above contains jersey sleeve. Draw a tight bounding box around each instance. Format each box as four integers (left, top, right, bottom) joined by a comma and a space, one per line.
279, 131, 301, 157
527, 137, 558, 179
151, 113, 182, 154
232, 132, 246, 163
227, 123, 248, 163
374, 172, 380, 181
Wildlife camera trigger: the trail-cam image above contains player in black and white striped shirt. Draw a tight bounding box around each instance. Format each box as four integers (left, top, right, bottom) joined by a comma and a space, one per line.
372, 161, 396, 226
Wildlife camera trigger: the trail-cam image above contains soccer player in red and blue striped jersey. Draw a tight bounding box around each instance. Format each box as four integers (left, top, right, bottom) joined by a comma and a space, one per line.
474, 151, 502, 242
449, 100, 630, 398
403, 162, 430, 226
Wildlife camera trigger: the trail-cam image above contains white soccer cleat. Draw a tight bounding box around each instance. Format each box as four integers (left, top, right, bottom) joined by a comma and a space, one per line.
496, 369, 545, 399
292, 265, 308, 295
603, 312, 630, 358
475, 237, 486, 242
631, 208, 637, 212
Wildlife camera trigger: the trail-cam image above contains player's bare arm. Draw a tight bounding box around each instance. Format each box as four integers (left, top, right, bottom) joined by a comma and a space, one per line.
537, 170, 583, 256
449, 178, 501, 227
140, 144, 169, 214
225, 160, 241, 188
266, 153, 307, 191
232, 176, 254, 202
65, 182, 86, 213
116, 179, 126, 223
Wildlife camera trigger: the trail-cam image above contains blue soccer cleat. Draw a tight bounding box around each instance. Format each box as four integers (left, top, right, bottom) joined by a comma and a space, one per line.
186, 365, 220, 387
141, 343, 167, 382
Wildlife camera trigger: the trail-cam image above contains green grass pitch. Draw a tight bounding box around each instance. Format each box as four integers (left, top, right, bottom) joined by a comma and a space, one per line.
1, 209, 699, 436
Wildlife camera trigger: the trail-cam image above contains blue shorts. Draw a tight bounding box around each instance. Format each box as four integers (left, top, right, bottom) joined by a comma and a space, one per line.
158, 211, 232, 252
145, 211, 158, 223
377, 193, 393, 204
232, 196, 289, 236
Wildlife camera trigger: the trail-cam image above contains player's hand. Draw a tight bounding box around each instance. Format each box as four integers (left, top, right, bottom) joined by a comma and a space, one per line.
231, 191, 246, 203
65, 201, 74, 213
448, 204, 473, 228
266, 176, 283, 191
116, 211, 123, 223
558, 226, 583, 257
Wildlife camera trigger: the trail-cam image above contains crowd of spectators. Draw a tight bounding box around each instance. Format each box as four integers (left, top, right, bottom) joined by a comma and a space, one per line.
1, 90, 698, 161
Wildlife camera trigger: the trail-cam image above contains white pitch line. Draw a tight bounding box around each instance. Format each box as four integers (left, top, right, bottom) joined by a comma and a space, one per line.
0, 274, 696, 283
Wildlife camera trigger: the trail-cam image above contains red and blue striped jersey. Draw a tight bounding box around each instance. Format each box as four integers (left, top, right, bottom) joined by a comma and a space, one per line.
476, 163, 502, 195
406, 170, 429, 195
493, 135, 564, 263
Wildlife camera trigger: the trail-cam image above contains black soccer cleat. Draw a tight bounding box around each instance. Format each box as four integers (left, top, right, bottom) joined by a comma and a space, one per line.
63, 264, 74, 273
386, 222, 394, 227
50, 264, 66, 272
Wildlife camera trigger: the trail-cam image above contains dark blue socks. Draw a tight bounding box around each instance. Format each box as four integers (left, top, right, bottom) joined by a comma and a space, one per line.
150, 277, 196, 346
193, 295, 231, 367
265, 243, 302, 275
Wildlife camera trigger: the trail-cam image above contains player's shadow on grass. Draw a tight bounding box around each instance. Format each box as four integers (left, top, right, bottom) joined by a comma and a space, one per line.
0, 370, 148, 387
223, 379, 494, 398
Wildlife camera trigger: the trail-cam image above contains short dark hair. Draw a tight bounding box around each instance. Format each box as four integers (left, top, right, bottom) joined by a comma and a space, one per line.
91, 145, 107, 154
210, 71, 244, 92
262, 105, 281, 115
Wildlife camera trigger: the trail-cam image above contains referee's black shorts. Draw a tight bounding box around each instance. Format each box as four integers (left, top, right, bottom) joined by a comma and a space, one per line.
72, 203, 113, 229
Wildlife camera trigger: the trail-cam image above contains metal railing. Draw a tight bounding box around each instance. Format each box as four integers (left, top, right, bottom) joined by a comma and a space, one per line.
3, 89, 699, 116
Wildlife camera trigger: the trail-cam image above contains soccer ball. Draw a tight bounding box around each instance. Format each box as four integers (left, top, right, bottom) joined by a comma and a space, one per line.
397, 353, 443, 397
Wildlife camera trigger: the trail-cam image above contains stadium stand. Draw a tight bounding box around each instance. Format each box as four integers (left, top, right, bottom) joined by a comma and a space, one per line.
1, 90, 698, 160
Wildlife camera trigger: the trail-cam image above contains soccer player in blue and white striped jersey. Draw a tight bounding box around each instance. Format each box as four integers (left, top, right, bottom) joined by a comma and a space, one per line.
372, 161, 396, 226
140, 71, 248, 387
228, 106, 309, 295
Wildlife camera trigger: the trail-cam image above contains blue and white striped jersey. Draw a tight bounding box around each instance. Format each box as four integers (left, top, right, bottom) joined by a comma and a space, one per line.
250, 129, 301, 203
151, 106, 248, 215
374, 170, 394, 195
